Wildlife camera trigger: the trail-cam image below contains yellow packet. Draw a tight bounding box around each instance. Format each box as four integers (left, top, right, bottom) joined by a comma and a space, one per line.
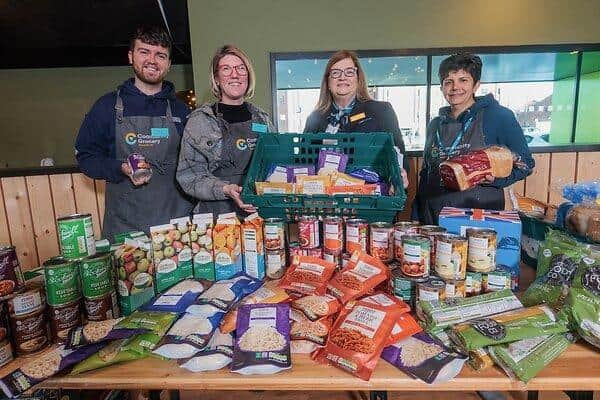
255, 181, 295, 195
331, 172, 365, 186
296, 175, 331, 195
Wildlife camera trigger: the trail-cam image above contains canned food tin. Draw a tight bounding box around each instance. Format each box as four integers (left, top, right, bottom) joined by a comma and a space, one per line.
6, 283, 45, 316
400, 235, 430, 278
341, 253, 351, 269
393, 221, 420, 262
417, 278, 446, 303
307, 247, 323, 258
0, 303, 8, 343
466, 228, 497, 273
9, 305, 49, 356
323, 251, 341, 268
370, 222, 394, 263
435, 234, 468, 280
127, 153, 153, 181
0, 246, 24, 298
80, 252, 115, 299
43, 256, 81, 306
85, 290, 120, 321
345, 218, 369, 254
390, 269, 417, 309
264, 218, 286, 251
483, 266, 512, 293
420, 226, 447, 269
48, 299, 82, 343
323, 216, 344, 254
443, 279, 466, 298
57, 213, 96, 260
0, 340, 13, 368
466, 272, 482, 297
266, 249, 287, 279
298, 216, 320, 249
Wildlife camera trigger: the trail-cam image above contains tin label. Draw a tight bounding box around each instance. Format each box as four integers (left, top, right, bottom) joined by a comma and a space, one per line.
81, 257, 114, 298
45, 262, 81, 306
58, 216, 95, 259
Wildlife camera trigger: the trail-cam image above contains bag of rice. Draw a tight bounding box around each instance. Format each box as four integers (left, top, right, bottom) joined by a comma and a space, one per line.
179, 330, 234, 372
488, 332, 577, 382
186, 273, 262, 317
66, 318, 146, 349
231, 303, 291, 375
0, 343, 106, 397
326, 251, 390, 304
220, 279, 289, 334
381, 332, 468, 384
290, 308, 332, 346
280, 256, 337, 295
315, 297, 402, 381
292, 294, 341, 322
448, 305, 569, 352
142, 279, 210, 313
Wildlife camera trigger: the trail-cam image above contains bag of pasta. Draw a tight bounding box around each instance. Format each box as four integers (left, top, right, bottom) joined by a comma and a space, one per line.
291, 294, 341, 322
315, 297, 402, 380
279, 256, 337, 295
290, 308, 332, 347
326, 251, 390, 304
358, 293, 419, 345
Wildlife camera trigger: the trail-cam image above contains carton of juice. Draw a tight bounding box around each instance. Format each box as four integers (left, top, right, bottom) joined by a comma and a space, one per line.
242, 213, 265, 280
169, 216, 194, 281
114, 238, 154, 315
150, 223, 182, 293
213, 213, 242, 281
190, 213, 215, 281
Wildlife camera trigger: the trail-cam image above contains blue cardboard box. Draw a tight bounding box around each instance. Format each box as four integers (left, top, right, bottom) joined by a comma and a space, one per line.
438, 207, 522, 289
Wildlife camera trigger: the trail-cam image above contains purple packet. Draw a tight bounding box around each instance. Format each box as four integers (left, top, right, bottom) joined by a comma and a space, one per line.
317, 149, 348, 173
375, 182, 390, 196
0, 342, 106, 398
381, 332, 467, 384
231, 303, 291, 375
127, 153, 153, 180
349, 168, 381, 183
266, 164, 288, 183
286, 165, 316, 182
65, 318, 148, 349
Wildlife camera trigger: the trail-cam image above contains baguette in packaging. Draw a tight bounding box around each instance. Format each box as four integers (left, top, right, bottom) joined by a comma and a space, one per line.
213, 213, 243, 281
279, 255, 337, 295
190, 213, 215, 281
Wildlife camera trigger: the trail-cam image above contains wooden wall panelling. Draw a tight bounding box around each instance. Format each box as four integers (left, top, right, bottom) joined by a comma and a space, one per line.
0, 182, 11, 245
1, 177, 38, 269
72, 173, 101, 239
524, 153, 551, 203
95, 180, 106, 229
26, 175, 60, 265
49, 174, 77, 219
575, 152, 600, 183
548, 152, 577, 206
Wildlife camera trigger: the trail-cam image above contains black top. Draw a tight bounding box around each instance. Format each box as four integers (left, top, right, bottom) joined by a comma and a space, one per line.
212, 102, 252, 124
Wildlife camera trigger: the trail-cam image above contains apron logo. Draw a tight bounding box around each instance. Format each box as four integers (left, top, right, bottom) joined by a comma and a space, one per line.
124, 132, 137, 145
236, 138, 248, 151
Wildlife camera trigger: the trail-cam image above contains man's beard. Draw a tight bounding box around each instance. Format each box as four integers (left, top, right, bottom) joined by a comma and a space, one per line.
133, 64, 164, 85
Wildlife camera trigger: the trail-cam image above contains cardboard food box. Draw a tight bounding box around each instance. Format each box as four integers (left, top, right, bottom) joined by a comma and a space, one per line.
242, 213, 265, 280
190, 213, 215, 281
150, 223, 183, 293
169, 216, 194, 281
438, 207, 522, 289
114, 237, 155, 315
213, 213, 243, 281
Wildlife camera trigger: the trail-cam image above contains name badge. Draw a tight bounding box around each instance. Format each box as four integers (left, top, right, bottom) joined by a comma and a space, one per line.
251, 123, 268, 133
349, 112, 366, 123
151, 127, 169, 138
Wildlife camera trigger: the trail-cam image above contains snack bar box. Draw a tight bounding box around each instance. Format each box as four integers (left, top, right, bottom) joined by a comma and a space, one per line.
438, 207, 522, 289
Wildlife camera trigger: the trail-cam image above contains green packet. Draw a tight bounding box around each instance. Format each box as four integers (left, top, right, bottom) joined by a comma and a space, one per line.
488, 332, 577, 383
71, 332, 161, 375
115, 311, 177, 336
420, 289, 523, 330
448, 305, 569, 352
535, 229, 584, 278
565, 255, 600, 349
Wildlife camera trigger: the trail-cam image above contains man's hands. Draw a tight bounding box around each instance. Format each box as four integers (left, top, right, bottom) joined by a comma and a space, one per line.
121, 162, 150, 186
222, 184, 257, 213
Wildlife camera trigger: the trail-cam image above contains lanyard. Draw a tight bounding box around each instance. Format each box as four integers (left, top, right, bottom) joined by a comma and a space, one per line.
435, 114, 475, 159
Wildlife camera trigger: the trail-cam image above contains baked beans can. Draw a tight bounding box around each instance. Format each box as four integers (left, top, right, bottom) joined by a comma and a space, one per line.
266, 249, 287, 279
345, 218, 368, 254
323, 216, 344, 254
393, 221, 420, 262
48, 299, 82, 343
369, 222, 394, 263
0, 340, 13, 368
264, 218, 285, 251
443, 279, 466, 299
84, 290, 120, 321
298, 216, 320, 249
6, 283, 45, 316
323, 251, 341, 268
419, 225, 446, 269
482, 266, 512, 293
466, 272, 482, 297
400, 234, 430, 278
80, 252, 114, 299
8, 302, 49, 356
435, 234, 468, 280
43, 257, 81, 307
390, 269, 417, 309
0, 245, 24, 298
466, 228, 497, 273
57, 213, 96, 260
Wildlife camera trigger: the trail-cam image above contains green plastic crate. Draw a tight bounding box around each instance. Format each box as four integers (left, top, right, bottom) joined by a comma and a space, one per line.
241, 132, 406, 222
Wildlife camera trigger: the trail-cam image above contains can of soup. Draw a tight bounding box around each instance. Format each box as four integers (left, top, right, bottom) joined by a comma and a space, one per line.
323, 216, 344, 254
264, 218, 286, 251
345, 219, 369, 254
466, 228, 497, 273
298, 216, 320, 249
43, 256, 81, 307
57, 214, 96, 260
266, 249, 287, 279
48, 299, 82, 343
390, 269, 418, 309
435, 234, 468, 280
369, 222, 394, 263
0, 246, 24, 298
80, 252, 115, 299
393, 221, 420, 263
419, 225, 446, 270
466, 271, 483, 297
84, 290, 120, 321
400, 234, 430, 278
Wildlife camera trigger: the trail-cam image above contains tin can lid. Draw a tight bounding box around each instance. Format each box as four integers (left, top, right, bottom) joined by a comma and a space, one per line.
57, 213, 92, 222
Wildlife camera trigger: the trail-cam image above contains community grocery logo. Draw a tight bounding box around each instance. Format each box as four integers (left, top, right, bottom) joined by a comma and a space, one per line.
236, 138, 248, 150
125, 132, 137, 145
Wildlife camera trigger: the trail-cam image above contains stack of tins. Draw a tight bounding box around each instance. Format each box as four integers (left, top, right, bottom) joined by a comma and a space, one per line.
0, 245, 27, 365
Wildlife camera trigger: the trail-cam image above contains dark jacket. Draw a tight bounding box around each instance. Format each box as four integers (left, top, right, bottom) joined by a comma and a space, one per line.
75, 78, 190, 183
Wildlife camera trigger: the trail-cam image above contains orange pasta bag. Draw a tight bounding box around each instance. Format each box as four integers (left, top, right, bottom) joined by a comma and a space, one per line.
291, 294, 341, 322
326, 251, 390, 304
279, 255, 337, 295
315, 298, 402, 380
360, 292, 420, 345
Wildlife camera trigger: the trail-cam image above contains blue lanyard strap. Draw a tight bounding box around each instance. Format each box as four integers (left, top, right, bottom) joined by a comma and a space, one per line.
435, 114, 475, 158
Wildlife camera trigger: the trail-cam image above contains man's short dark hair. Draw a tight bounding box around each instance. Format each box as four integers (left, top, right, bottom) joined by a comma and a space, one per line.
129, 26, 172, 58
438, 53, 483, 83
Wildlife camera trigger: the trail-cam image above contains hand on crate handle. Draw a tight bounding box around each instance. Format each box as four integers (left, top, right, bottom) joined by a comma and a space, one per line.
223, 184, 258, 213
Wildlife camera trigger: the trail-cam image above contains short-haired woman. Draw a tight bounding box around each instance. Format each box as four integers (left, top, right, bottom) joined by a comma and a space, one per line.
415, 53, 534, 224
177, 45, 274, 216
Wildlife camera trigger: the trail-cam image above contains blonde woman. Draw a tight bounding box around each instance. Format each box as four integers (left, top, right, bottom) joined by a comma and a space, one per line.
177, 45, 273, 216
304, 50, 409, 187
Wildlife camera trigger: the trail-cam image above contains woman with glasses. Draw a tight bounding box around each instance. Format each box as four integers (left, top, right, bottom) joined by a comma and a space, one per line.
177, 45, 273, 216
304, 50, 409, 186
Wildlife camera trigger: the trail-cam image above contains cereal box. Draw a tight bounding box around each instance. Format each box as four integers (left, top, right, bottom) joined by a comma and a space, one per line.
213, 213, 243, 281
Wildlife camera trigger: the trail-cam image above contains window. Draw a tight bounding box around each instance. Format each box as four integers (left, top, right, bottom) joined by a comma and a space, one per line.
575, 51, 600, 143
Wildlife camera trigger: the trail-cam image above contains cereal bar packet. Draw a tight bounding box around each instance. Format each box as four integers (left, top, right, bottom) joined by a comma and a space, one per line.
349, 168, 381, 183
142, 279, 210, 313
381, 332, 467, 384
179, 330, 234, 372
290, 308, 332, 346
66, 318, 145, 349
291, 294, 340, 322
279, 255, 337, 295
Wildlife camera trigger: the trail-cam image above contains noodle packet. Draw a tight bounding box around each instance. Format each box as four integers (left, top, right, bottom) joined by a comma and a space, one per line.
186, 273, 262, 317
220, 279, 289, 334
0, 343, 106, 397
315, 297, 403, 380
266, 164, 288, 183
287, 165, 316, 182
448, 305, 569, 352
291, 294, 341, 322
142, 279, 209, 313
71, 332, 161, 374
381, 332, 468, 384
66, 318, 146, 349
279, 255, 337, 295
231, 303, 291, 375
317, 149, 348, 174
179, 330, 234, 372
290, 308, 332, 346
152, 312, 225, 359
488, 332, 577, 383
327, 251, 390, 304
